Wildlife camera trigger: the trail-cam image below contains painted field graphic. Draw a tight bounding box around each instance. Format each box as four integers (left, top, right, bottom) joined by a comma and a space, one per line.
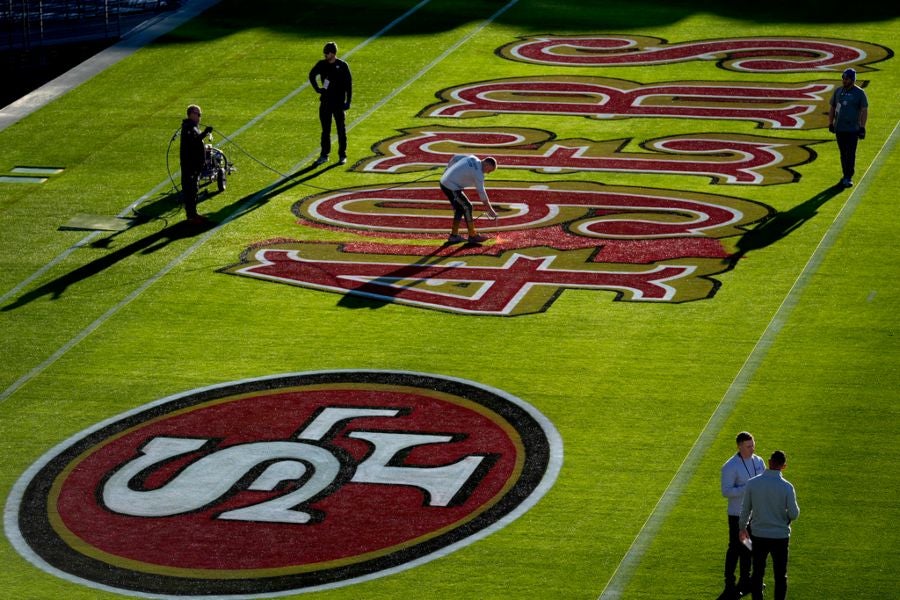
1, 4, 896, 600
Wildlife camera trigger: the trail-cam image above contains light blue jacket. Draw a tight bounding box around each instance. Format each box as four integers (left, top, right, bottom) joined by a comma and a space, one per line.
721, 452, 765, 516
739, 469, 800, 539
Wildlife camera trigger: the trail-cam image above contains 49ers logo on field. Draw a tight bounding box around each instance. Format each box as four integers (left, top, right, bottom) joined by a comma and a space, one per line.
7, 371, 562, 597
224, 34, 888, 315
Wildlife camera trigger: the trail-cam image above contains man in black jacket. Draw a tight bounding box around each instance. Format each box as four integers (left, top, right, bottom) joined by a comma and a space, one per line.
179, 104, 213, 223
309, 41, 352, 165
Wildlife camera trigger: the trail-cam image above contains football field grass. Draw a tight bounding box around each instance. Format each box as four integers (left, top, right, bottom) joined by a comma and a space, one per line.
1, 1, 898, 598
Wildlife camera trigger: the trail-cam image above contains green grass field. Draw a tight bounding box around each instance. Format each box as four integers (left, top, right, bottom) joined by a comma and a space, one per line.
2, 1, 898, 598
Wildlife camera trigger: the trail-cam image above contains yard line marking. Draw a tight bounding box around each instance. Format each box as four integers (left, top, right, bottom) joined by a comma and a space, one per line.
0, 0, 434, 306
225, 0, 434, 141
0, 0, 520, 404
0, 181, 171, 306
597, 119, 900, 600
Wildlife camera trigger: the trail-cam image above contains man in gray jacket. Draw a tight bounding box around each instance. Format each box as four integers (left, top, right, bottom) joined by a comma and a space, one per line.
739, 450, 800, 600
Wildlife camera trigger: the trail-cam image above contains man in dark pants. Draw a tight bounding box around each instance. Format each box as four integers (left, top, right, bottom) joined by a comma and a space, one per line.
739, 450, 800, 600
828, 68, 868, 188
718, 432, 765, 599
309, 41, 352, 166
179, 104, 213, 224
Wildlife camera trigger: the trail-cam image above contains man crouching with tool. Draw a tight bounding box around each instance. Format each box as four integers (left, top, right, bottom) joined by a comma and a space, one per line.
180, 104, 213, 225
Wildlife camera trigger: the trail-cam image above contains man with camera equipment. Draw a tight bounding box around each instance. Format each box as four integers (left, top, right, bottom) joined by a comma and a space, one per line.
179, 104, 213, 224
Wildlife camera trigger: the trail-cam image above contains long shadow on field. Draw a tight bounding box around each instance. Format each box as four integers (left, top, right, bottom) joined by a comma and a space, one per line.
211, 162, 340, 224
155, 0, 900, 47
0, 218, 216, 312
336, 243, 472, 311
1, 164, 336, 311
729, 184, 843, 263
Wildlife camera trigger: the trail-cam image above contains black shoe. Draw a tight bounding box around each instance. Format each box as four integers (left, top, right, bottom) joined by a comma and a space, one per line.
338, 155, 347, 165
716, 587, 739, 600
736, 583, 765, 598
313, 155, 328, 166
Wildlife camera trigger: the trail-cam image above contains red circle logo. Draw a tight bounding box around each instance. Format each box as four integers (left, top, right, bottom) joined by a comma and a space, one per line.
7, 371, 562, 597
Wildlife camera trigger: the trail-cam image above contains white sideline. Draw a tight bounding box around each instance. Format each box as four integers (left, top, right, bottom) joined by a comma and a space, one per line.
597, 119, 900, 599
0, 0, 520, 405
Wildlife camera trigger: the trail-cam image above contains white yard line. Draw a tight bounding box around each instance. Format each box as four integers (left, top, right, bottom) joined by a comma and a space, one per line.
598, 119, 900, 600
0, 0, 520, 403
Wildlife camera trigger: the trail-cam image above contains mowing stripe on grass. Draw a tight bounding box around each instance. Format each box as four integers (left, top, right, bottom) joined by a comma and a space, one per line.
225, 0, 434, 142
597, 120, 900, 600
0, 0, 519, 404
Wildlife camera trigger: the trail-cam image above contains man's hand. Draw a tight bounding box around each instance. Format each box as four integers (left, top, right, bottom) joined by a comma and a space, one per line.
344, 102, 351, 111
203, 126, 213, 136
858, 126, 866, 140
486, 207, 498, 220
828, 123, 835, 134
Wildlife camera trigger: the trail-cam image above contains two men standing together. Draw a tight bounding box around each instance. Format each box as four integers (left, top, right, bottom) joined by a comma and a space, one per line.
719, 432, 800, 600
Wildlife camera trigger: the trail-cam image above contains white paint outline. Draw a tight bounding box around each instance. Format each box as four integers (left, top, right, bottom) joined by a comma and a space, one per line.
5, 369, 562, 599
597, 118, 900, 599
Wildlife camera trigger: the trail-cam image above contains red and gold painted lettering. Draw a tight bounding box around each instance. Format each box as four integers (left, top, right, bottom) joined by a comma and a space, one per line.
294, 181, 770, 241
225, 34, 866, 315
223, 243, 732, 315
497, 35, 891, 73
354, 126, 820, 185
421, 77, 835, 129
221, 180, 771, 314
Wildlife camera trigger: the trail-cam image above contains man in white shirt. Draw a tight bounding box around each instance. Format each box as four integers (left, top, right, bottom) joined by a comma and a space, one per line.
439, 154, 498, 244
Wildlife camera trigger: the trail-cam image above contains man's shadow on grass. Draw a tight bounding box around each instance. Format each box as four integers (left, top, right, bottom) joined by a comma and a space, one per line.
2, 163, 336, 311
729, 185, 843, 263
337, 243, 473, 310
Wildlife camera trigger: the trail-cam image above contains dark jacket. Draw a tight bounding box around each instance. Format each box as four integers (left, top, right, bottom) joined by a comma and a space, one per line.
180, 118, 211, 173
308, 58, 352, 106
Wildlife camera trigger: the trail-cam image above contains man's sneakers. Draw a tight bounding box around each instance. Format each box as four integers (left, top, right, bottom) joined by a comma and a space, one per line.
314, 155, 347, 166
446, 233, 490, 244
840, 177, 853, 188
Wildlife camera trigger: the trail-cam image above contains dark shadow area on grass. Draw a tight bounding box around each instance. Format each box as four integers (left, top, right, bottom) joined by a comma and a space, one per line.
336, 243, 471, 311
152, 0, 900, 49
210, 161, 340, 223
1, 162, 338, 311
0, 218, 215, 312
729, 184, 843, 263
